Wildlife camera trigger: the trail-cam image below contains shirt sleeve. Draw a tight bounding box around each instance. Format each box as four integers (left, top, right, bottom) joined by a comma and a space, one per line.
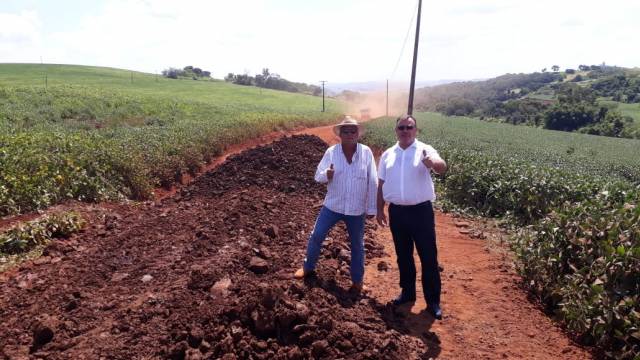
314, 147, 333, 183
423, 145, 440, 160
377, 151, 387, 181
365, 148, 378, 215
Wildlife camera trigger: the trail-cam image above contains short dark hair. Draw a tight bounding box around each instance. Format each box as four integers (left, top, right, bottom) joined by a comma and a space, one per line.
396, 114, 417, 125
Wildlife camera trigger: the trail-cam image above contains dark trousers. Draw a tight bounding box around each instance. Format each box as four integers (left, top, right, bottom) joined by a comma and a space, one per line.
389, 201, 441, 305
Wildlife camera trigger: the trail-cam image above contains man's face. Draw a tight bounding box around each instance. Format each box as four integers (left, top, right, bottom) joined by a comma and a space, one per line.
339, 125, 359, 144
395, 117, 417, 145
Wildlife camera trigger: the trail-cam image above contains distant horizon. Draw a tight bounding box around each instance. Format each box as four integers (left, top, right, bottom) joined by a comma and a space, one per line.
1, 61, 637, 96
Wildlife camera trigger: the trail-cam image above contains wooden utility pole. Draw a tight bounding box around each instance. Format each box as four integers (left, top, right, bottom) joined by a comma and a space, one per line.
407, 0, 422, 116
320, 80, 327, 112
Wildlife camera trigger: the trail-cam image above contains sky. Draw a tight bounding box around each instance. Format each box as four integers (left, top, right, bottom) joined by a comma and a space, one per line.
1, 0, 639, 85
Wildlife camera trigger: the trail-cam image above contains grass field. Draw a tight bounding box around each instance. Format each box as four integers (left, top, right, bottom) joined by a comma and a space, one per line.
0, 64, 344, 216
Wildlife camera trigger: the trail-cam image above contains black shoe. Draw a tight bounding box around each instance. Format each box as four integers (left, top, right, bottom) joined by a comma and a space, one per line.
392, 291, 416, 306
427, 303, 442, 320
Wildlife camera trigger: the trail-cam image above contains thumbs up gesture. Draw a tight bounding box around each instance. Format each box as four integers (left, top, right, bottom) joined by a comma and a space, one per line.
422, 150, 434, 169
327, 163, 335, 181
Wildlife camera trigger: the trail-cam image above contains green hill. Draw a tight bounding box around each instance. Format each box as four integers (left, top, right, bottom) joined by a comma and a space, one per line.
0, 63, 343, 216
413, 65, 640, 139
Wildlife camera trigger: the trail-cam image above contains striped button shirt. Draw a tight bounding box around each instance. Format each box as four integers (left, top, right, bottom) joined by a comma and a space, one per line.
315, 143, 378, 216
378, 140, 440, 205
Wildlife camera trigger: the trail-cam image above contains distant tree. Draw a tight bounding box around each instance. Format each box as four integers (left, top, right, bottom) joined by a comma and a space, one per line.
162, 67, 184, 79
544, 103, 597, 131
578, 64, 590, 71
184, 65, 193, 71
541, 68, 547, 73
202, 70, 211, 78
565, 68, 576, 74
552, 65, 560, 72
571, 74, 583, 82
443, 98, 475, 116
233, 73, 254, 86
225, 73, 235, 82
556, 83, 596, 104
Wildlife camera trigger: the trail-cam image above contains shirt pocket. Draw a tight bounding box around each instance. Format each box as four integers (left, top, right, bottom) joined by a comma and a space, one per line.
354, 165, 368, 185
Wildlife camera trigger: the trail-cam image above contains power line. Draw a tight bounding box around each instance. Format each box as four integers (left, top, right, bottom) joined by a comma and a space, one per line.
389, 0, 419, 81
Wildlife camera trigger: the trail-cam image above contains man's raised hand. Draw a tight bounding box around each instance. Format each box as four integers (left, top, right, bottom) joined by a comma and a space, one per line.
422, 149, 435, 169
327, 163, 335, 181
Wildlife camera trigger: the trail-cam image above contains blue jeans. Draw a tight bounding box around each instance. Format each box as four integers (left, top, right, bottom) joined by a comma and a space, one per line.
303, 206, 366, 283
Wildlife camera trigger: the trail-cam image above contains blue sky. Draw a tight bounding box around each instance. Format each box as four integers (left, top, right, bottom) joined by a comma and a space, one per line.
1, 0, 639, 85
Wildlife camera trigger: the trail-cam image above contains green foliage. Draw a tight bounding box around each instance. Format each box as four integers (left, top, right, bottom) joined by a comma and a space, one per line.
542, 84, 636, 137
363, 113, 640, 358
413, 65, 638, 139
224, 68, 321, 95
0, 212, 85, 254
544, 102, 597, 131
0, 64, 343, 216
487, 99, 548, 126
415, 72, 562, 114
516, 190, 639, 358
592, 74, 640, 104
162, 66, 212, 80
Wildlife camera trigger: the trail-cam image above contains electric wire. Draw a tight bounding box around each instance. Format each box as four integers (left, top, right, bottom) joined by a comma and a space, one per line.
389, 0, 419, 81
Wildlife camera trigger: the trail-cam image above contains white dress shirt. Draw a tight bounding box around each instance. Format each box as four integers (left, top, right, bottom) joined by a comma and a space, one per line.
315, 143, 378, 216
378, 140, 440, 205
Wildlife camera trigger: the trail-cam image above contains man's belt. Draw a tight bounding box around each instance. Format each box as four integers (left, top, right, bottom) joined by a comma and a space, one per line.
389, 200, 431, 208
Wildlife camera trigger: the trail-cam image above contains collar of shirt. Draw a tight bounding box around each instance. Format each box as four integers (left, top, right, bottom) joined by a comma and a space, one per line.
337, 143, 360, 161
393, 140, 418, 153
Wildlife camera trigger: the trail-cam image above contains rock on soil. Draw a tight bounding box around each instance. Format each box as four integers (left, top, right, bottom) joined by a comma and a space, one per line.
0, 135, 415, 359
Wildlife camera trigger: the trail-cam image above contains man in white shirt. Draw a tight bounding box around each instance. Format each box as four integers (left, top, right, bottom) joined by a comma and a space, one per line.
294, 116, 378, 292
376, 114, 447, 319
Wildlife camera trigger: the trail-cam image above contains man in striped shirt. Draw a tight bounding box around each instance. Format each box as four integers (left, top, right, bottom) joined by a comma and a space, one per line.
376, 114, 447, 320
294, 116, 378, 292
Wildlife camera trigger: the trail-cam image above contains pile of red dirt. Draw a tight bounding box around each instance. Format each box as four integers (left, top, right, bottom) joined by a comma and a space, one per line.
0, 135, 422, 359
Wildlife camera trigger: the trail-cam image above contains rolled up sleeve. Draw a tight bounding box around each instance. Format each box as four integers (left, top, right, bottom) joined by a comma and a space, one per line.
314, 147, 332, 183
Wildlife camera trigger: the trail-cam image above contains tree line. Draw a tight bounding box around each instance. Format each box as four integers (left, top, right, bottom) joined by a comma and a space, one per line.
162, 66, 212, 80
412, 65, 639, 139
224, 68, 322, 96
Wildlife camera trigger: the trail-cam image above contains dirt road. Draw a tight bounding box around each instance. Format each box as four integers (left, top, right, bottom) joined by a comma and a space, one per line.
300, 125, 593, 360
0, 124, 593, 359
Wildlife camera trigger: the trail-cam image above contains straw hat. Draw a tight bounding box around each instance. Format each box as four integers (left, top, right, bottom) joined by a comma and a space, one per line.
332, 115, 363, 136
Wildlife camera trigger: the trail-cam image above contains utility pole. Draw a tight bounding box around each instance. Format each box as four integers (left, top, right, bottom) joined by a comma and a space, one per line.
320, 80, 327, 112
407, 0, 422, 116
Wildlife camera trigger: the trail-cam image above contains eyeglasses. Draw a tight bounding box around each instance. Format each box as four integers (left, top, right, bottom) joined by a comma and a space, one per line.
340, 129, 358, 135
396, 125, 415, 131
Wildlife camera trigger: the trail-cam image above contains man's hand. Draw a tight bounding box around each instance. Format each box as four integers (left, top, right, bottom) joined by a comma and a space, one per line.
422, 150, 434, 169
327, 164, 335, 181
376, 212, 388, 227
